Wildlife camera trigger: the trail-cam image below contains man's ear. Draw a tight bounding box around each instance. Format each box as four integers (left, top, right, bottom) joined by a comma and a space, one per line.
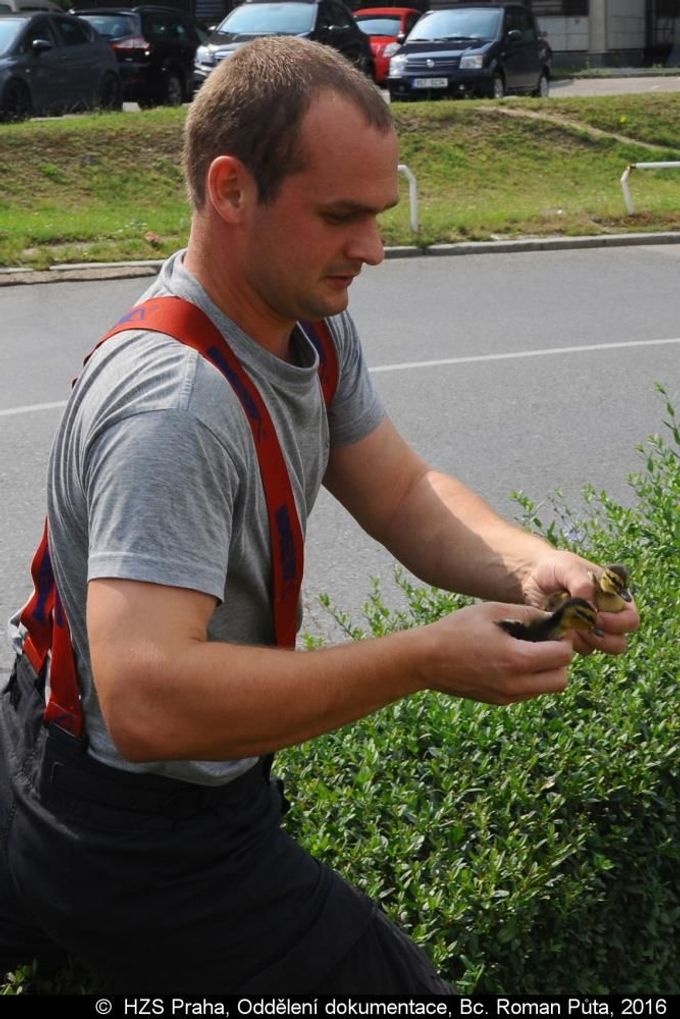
206, 155, 256, 223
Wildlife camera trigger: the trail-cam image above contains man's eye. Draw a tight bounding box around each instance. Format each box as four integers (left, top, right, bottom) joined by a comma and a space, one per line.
323, 212, 354, 225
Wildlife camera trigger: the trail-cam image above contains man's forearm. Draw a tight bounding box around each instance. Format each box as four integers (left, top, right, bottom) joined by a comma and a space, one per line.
324, 421, 552, 604
99, 625, 428, 763
376, 468, 553, 602
89, 577, 576, 766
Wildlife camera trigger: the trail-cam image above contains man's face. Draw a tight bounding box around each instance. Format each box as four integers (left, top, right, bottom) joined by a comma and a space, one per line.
242, 92, 400, 327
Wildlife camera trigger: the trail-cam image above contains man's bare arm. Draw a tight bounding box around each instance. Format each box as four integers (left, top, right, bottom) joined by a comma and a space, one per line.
87, 578, 574, 764
324, 416, 561, 600
323, 416, 639, 653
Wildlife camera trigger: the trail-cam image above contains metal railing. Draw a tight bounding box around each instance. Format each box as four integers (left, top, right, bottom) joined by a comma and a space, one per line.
398, 163, 419, 234
620, 161, 680, 214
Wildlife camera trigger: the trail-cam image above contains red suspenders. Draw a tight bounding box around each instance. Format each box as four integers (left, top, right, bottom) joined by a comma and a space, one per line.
19, 296, 339, 738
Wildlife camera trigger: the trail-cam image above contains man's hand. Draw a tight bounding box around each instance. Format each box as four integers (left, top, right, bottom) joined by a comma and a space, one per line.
520, 550, 640, 656
420, 601, 575, 704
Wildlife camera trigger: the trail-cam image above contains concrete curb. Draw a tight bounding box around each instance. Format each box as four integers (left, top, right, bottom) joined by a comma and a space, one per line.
1, 232, 679, 286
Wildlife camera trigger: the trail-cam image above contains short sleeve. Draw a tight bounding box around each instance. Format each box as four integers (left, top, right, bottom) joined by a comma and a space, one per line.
85, 409, 235, 602
326, 313, 385, 447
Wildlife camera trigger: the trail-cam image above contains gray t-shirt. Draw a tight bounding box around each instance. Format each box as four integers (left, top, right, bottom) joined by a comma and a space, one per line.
11, 251, 385, 785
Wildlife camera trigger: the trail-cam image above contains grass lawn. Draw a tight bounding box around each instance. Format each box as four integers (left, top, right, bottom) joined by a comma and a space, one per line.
0, 92, 679, 268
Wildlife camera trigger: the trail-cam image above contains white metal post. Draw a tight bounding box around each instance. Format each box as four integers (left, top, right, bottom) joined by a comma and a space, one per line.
620, 161, 680, 214
398, 163, 419, 234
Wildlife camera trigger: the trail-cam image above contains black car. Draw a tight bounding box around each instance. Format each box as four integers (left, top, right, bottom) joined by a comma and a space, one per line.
194, 0, 375, 91
0, 10, 120, 120
387, 2, 551, 100
74, 5, 208, 106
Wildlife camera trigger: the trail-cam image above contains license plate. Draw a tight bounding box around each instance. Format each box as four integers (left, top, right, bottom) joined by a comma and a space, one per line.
412, 77, 448, 89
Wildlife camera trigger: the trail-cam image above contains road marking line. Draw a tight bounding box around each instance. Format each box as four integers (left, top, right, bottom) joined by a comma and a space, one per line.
0, 400, 67, 419
369, 336, 680, 374
2, 337, 678, 417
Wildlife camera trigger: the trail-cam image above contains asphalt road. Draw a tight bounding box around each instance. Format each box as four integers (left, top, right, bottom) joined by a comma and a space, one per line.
1, 243, 679, 665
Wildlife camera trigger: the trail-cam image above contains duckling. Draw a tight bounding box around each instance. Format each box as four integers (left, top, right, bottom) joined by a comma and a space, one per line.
588, 564, 632, 613
497, 597, 604, 643
546, 564, 632, 614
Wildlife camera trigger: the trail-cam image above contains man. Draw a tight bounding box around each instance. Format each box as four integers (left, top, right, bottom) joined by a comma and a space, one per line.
1, 38, 638, 994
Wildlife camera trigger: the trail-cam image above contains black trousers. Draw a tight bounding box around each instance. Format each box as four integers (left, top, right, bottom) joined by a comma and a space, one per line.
0, 655, 454, 994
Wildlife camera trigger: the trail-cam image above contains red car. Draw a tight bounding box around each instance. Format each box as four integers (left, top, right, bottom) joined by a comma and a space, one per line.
354, 6, 421, 84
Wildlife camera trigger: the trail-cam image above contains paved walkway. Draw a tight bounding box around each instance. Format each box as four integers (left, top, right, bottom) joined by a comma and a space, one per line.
552, 75, 680, 97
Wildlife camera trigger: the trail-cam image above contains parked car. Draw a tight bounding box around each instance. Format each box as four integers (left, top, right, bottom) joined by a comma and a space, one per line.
387, 2, 551, 101
74, 5, 208, 106
353, 6, 421, 84
0, 11, 121, 120
194, 0, 375, 91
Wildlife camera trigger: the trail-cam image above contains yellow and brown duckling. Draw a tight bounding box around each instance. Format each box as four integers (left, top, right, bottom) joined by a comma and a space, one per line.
588, 564, 632, 613
497, 597, 604, 643
547, 564, 632, 614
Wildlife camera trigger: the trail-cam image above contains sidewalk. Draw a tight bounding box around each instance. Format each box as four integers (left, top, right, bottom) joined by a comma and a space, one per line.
551, 74, 680, 97
1, 230, 679, 286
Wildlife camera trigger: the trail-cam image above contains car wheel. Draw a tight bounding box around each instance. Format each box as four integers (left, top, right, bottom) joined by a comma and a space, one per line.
98, 74, 122, 112
0, 78, 32, 122
532, 71, 550, 98
162, 70, 184, 107
490, 72, 505, 99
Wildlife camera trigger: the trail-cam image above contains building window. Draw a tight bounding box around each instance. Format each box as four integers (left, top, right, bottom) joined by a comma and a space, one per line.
656, 0, 680, 16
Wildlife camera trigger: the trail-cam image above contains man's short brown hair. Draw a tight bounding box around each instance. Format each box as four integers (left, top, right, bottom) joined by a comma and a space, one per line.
183, 35, 393, 208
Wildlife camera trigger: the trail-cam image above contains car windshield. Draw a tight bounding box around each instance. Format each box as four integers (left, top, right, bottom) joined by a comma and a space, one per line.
0, 17, 23, 55
215, 3, 315, 38
355, 16, 402, 36
77, 13, 137, 39
408, 8, 501, 43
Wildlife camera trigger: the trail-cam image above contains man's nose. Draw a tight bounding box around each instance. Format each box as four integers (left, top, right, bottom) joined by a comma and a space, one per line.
346, 219, 384, 267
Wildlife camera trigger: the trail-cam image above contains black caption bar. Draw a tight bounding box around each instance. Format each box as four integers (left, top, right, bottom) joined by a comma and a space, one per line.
0, 996, 676, 1017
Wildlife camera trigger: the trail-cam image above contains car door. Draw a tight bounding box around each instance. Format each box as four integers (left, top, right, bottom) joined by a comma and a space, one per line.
169, 14, 199, 90
316, 0, 365, 69
142, 9, 193, 100
52, 15, 100, 107
501, 5, 538, 90
142, 9, 172, 73
518, 8, 542, 87
20, 15, 66, 113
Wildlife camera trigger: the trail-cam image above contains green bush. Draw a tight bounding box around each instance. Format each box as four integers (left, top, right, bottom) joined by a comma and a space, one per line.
285, 384, 680, 993
2, 387, 678, 994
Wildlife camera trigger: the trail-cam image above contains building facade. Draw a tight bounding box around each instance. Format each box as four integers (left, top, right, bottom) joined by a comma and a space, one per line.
531, 0, 680, 67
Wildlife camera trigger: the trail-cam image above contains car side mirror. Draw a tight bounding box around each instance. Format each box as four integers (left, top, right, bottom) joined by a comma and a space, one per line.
396, 31, 406, 43
506, 29, 522, 41
31, 38, 53, 55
